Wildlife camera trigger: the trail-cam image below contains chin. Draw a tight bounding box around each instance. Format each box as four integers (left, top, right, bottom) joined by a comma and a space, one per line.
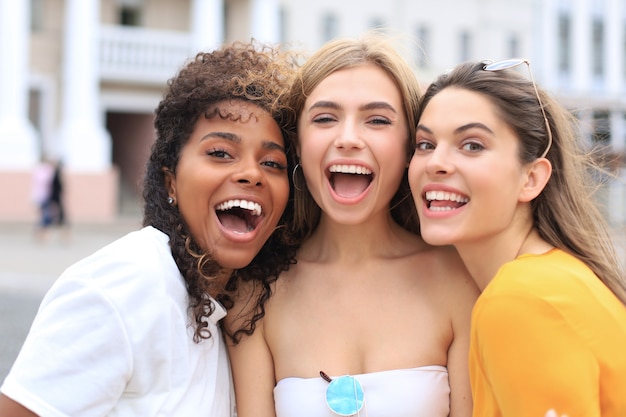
215, 249, 261, 271
420, 230, 456, 247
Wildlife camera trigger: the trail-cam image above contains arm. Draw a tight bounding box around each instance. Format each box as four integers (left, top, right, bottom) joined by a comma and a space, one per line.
0, 394, 38, 417
224, 285, 277, 417
472, 295, 599, 417
448, 270, 480, 417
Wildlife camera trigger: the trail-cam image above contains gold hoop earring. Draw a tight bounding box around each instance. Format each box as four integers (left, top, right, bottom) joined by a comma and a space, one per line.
292, 163, 304, 192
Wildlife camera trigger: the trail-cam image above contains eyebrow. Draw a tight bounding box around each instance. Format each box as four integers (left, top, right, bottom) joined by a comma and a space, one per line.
308, 100, 397, 113
201, 131, 286, 153
416, 122, 494, 135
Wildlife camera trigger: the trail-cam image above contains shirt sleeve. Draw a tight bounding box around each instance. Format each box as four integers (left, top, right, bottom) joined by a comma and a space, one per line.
1, 276, 133, 417
472, 294, 600, 417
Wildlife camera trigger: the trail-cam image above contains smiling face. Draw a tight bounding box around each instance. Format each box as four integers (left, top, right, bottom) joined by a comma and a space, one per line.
297, 63, 409, 225
408, 87, 533, 249
165, 100, 289, 270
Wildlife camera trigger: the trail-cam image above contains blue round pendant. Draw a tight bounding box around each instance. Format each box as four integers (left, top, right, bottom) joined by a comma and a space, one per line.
325, 375, 364, 416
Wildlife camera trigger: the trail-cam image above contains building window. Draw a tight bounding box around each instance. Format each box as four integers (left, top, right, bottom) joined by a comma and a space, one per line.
558, 13, 571, 74
279, 6, 287, 43
593, 110, 611, 144
28, 88, 42, 133
28, 88, 44, 155
30, 0, 44, 32
369, 17, 385, 30
120, 6, 141, 26
508, 34, 520, 58
416, 25, 430, 69
592, 18, 605, 78
622, 22, 626, 80
322, 12, 339, 42
459, 30, 471, 62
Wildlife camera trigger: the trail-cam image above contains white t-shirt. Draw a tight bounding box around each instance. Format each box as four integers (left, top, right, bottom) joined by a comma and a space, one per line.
1, 226, 234, 417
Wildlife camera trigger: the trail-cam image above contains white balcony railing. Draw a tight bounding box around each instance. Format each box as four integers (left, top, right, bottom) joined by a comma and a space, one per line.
99, 25, 193, 85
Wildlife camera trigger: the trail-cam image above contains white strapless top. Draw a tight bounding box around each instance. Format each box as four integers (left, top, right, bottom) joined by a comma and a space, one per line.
274, 365, 450, 417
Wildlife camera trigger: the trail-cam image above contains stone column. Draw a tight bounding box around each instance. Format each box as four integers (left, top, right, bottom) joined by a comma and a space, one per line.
57, 0, 111, 171
0, 0, 38, 168
250, 0, 280, 43
191, 0, 224, 52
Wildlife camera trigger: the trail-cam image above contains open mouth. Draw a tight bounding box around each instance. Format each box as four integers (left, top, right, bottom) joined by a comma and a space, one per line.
328, 164, 373, 198
215, 199, 263, 233
425, 190, 469, 211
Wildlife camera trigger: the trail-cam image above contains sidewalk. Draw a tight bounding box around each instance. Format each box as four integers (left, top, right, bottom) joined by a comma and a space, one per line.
0, 217, 142, 380
0, 217, 142, 296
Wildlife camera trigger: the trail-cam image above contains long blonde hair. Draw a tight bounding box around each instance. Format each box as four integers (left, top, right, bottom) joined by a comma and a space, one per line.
286, 32, 422, 242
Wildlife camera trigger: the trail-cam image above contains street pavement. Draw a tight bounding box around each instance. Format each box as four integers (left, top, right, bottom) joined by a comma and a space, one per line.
0, 217, 141, 381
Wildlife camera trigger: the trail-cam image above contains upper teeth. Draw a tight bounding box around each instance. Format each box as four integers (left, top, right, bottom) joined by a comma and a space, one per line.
329, 164, 372, 175
216, 199, 262, 216
425, 191, 468, 203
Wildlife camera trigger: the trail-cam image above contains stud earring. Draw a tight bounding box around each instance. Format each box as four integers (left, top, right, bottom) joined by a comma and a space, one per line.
167, 196, 175, 205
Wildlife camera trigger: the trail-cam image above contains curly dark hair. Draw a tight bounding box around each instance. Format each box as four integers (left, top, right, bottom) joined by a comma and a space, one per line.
142, 41, 300, 342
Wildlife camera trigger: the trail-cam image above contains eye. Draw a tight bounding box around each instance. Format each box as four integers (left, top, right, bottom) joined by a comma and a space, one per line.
312, 114, 337, 124
414, 140, 435, 151
461, 141, 484, 152
206, 148, 233, 159
368, 116, 392, 126
262, 159, 288, 170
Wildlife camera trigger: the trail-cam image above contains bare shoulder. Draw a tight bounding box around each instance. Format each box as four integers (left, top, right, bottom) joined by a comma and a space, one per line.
412, 243, 479, 299
223, 278, 267, 337
423, 244, 470, 278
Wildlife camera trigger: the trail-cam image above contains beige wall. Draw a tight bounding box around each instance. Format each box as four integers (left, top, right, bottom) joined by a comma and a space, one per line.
0, 168, 119, 223
226, 0, 251, 43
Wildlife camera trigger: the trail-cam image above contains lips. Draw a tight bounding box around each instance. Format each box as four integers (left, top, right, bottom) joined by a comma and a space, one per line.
215, 199, 263, 234
328, 164, 373, 198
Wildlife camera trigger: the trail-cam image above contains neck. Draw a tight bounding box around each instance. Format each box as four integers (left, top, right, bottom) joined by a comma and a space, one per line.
300, 211, 421, 263
456, 226, 552, 292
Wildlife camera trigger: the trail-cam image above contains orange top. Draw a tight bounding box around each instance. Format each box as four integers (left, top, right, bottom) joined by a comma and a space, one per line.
469, 249, 626, 417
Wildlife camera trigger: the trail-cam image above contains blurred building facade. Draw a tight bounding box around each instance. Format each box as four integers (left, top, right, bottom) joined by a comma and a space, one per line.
0, 0, 624, 222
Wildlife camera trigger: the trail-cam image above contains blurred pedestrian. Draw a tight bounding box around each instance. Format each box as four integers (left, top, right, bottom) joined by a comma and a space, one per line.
30, 158, 55, 242
48, 161, 70, 242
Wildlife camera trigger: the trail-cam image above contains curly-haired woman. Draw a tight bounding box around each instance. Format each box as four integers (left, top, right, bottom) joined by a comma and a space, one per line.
0, 41, 299, 417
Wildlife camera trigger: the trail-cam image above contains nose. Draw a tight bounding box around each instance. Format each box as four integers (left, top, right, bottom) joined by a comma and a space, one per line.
233, 158, 264, 187
334, 121, 365, 150
425, 146, 453, 176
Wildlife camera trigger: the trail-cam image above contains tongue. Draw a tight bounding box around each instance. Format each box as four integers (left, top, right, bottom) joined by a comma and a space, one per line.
332, 173, 370, 198
217, 212, 249, 233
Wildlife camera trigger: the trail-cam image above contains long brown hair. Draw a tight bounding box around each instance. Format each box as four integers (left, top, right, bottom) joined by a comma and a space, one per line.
419, 61, 626, 305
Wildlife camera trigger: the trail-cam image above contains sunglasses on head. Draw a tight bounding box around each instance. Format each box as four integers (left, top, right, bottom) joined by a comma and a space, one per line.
482, 58, 553, 159
320, 371, 366, 416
